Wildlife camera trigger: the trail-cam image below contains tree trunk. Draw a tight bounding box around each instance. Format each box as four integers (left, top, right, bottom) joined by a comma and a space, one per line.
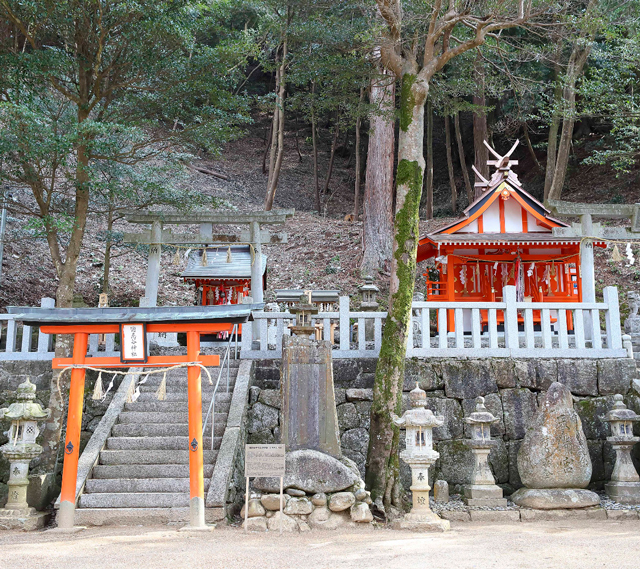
102, 194, 115, 294
473, 56, 489, 197
544, 49, 563, 200
310, 82, 321, 214
362, 71, 395, 274
262, 121, 273, 175
547, 43, 592, 201
454, 110, 473, 203
445, 114, 457, 213
424, 98, 434, 220
366, 70, 427, 510
522, 122, 543, 173
265, 40, 287, 211
39, 101, 92, 472
294, 112, 302, 162
323, 117, 340, 196
353, 88, 365, 219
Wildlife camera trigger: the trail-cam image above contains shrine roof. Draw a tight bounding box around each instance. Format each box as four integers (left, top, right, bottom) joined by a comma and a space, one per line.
426, 233, 582, 245
181, 245, 266, 281
6, 303, 265, 327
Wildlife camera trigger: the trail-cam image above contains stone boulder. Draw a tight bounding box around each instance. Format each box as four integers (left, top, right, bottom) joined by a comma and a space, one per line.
328, 492, 356, 512
517, 382, 592, 489
350, 502, 373, 523
253, 449, 359, 494
267, 511, 298, 532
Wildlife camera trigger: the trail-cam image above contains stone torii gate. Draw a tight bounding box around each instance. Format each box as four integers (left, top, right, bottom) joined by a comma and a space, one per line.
547, 200, 640, 305
125, 209, 295, 307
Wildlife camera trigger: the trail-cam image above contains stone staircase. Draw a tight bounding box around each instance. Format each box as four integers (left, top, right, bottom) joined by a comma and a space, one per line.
74, 361, 239, 526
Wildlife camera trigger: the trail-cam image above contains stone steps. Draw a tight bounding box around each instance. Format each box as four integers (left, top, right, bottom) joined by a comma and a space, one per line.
92, 464, 215, 479
77, 362, 238, 525
85, 477, 211, 494
105, 436, 221, 451
73, 507, 224, 526
111, 422, 226, 438
79, 492, 195, 509
124, 400, 231, 413
99, 449, 218, 465
117, 411, 228, 424
136, 391, 232, 403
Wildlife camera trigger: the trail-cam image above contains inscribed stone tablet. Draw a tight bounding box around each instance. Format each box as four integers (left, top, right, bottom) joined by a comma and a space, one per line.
245, 444, 286, 478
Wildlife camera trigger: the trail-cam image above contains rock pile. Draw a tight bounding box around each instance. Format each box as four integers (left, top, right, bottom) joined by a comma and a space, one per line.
243, 449, 373, 532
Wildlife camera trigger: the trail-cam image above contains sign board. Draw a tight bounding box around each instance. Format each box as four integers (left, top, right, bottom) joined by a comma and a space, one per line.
119, 323, 148, 364
245, 444, 285, 478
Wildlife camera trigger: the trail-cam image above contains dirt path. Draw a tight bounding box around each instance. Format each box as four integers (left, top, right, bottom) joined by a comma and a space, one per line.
1, 520, 638, 569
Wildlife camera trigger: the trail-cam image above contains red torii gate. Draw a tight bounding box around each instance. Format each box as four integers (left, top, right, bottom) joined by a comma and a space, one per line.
8, 304, 260, 530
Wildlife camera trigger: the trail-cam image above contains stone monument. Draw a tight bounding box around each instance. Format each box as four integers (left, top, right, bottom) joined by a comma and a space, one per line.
463, 397, 507, 507
280, 294, 340, 458
248, 292, 373, 531
604, 394, 640, 504
391, 384, 450, 531
0, 378, 51, 530
511, 382, 599, 509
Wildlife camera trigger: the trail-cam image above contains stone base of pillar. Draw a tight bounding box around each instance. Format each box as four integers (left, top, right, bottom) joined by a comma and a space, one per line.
463, 484, 507, 507
511, 488, 599, 510
0, 508, 49, 531
606, 481, 640, 505
391, 511, 450, 532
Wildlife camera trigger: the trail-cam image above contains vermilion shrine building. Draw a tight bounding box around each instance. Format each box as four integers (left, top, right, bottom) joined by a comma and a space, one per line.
182, 245, 267, 307
417, 144, 604, 331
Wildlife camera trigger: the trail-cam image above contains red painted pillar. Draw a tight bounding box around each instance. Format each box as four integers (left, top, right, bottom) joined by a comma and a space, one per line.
186, 330, 205, 527
57, 332, 88, 529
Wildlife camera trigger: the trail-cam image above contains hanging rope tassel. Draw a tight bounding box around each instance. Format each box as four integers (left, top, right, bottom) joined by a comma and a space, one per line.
611, 244, 623, 263
201, 248, 208, 266
156, 372, 167, 401
92, 371, 104, 401
173, 250, 181, 266
226, 246, 232, 263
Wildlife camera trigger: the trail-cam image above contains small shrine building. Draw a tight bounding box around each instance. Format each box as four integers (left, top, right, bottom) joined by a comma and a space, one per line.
416, 142, 604, 331
181, 245, 267, 306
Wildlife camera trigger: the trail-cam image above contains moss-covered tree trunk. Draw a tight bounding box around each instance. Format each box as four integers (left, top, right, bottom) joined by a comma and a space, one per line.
366, 70, 427, 510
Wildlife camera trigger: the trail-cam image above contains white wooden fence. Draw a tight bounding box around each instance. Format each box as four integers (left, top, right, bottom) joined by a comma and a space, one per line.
240, 285, 627, 359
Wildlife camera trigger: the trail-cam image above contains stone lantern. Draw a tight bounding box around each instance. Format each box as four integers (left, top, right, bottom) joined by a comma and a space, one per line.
604, 394, 640, 504
289, 292, 318, 337
463, 397, 506, 506
0, 378, 51, 529
359, 276, 379, 311
391, 383, 449, 531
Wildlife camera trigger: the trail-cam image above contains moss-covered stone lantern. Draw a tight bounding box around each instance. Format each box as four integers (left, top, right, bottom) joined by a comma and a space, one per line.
0, 378, 51, 529
391, 383, 449, 532
604, 394, 640, 504
463, 397, 506, 506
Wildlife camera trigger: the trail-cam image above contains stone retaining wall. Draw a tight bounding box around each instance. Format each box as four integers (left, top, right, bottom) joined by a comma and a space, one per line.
247, 357, 639, 495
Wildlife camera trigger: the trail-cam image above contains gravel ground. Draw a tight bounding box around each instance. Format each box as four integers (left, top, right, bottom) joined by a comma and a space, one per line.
1, 521, 639, 569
